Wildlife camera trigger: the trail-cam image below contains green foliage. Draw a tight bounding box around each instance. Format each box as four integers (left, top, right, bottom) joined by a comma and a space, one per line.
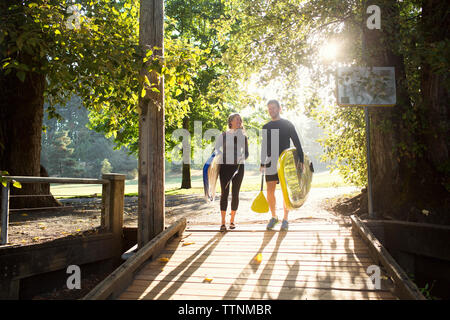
100, 158, 113, 174
1, 0, 262, 185
1, 1, 210, 154
41, 97, 138, 178
163, 0, 261, 167
307, 103, 367, 186
219, 0, 367, 182
220, 0, 449, 187
0, 171, 22, 189
43, 130, 82, 177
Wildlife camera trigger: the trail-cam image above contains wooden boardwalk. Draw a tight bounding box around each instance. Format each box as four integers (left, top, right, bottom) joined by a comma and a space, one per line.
117, 223, 397, 300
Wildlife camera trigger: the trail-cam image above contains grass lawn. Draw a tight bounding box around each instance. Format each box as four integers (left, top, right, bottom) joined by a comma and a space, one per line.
50, 169, 355, 198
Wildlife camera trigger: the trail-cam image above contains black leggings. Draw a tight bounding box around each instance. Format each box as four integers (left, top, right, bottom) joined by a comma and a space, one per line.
219, 164, 244, 212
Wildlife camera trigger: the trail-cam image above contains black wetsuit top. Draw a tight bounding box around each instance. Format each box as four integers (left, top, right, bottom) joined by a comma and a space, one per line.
260, 118, 304, 175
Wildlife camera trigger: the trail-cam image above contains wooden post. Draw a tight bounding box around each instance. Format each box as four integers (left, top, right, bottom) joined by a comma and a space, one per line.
101, 174, 125, 257
1, 182, 10, 245
138, 0, 165, 248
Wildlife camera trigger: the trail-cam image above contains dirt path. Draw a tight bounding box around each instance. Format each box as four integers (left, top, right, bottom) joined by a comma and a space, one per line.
161, 187, 360, 227
5, 186, 360, 246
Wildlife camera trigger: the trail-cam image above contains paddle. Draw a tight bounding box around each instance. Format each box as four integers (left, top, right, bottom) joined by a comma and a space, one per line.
251, 173, 269, 213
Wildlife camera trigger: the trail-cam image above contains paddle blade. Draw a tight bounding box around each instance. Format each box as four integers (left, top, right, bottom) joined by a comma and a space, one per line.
251, 191, 269, 213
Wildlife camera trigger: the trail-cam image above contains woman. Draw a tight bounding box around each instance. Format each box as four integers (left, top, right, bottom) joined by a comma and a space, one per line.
214, 113, 249, 231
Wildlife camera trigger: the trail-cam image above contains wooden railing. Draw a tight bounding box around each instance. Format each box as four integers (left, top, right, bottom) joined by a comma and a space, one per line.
1, 173, 125, 245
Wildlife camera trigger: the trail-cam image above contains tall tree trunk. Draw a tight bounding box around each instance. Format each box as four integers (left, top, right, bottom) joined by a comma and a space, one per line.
420, 0, 450, 192
0, 1, 60, 209
181, 116, 191, 189
0, 57, 60, 209
362, 0, 449, 222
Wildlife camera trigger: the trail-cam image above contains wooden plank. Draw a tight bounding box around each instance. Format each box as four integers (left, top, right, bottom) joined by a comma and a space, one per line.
173, 231, 360, 239
119, 282, 395, 300
83, 218, 186, 300
0, 232, 116, 278
133, 272, 386, 287
177, 234, 358, 239
161, 250, 371, 257
115, 221, 401, 300
146, 255, 374, 265
350, 215, 425, 300
1, 182, 10, 245
141, 257, 375, 270
154, 253, 373, 264
0, 232, 117, 299
180, 231, 356, 237
127, 278, 391, 293
169, 244, 369, 250
159, 249, 371, 258
379, 219, 450, 260
144, 258, 374, 268
101, 174, 125, 236
136, 267, 377, 279
178, 231, 360, 237
186, 225, 352, 232
119, 290, 396, 300
166, 241, 369, 249
138, 0, 165, 248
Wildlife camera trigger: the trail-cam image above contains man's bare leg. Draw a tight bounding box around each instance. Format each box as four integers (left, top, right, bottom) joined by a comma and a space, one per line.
283, 200, 289, 221
266, 181, 278, 218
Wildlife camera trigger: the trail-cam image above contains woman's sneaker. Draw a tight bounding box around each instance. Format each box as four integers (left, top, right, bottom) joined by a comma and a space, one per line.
266, 217, 279, 230
280, 220, 289, 231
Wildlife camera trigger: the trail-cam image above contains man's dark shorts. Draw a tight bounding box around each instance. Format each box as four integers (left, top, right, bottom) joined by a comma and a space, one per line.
265, 173, 279, 184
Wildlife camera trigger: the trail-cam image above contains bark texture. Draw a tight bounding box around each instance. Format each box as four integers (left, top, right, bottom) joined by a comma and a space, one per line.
0, 57, 60, 209
362, 0, 449, 222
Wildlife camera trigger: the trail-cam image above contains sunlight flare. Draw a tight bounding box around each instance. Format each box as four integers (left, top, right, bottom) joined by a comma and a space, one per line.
319, 41, 340, 61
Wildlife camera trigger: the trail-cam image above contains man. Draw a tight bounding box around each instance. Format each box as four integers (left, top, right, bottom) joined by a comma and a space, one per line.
260, 100, 304, 231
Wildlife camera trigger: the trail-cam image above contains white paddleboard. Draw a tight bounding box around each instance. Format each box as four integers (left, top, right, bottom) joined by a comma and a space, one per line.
203, 151, 221, 202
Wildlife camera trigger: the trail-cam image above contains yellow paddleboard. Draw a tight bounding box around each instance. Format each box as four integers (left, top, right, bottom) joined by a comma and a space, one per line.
278, 148, 314, 210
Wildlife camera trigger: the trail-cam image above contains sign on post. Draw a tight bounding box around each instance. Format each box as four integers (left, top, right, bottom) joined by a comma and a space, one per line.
336, 67, 396, 107
335, 66, 396, 219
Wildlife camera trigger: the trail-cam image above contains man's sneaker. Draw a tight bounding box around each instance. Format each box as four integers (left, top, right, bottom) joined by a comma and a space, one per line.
280, 219, 289, 231
266, 217, 279, 230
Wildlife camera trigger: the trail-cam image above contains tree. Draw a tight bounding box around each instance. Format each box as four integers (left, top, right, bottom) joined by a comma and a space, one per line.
221, 0, 449, 222
41, 96, 138, 178
0, 0, 202, 207
45, 130, 80, 177
164, 0, 259, 189
100, 158, 112, 175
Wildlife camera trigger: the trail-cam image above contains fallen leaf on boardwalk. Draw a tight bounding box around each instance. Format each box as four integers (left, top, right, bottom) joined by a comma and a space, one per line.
182, 242, 195, 246
158, 257, 169, 263
203, 278, 213, 283
40, 226, 46, 230
21, 213, 28, 216
254, 253, 263, 263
